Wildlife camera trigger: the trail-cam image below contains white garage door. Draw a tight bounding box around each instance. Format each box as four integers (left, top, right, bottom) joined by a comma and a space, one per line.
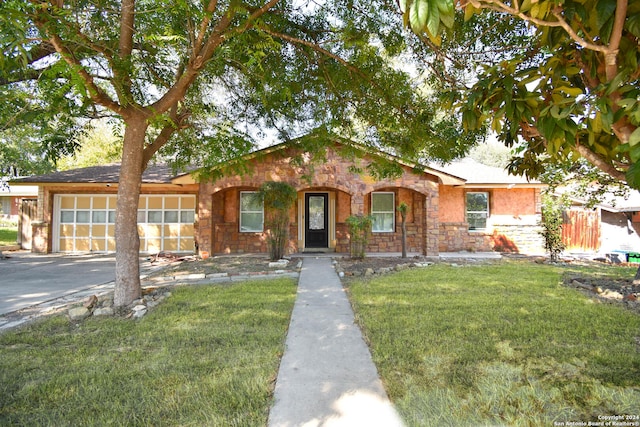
53, 194, 196, 253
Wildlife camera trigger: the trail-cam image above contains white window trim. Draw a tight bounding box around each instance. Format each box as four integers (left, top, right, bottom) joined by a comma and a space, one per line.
239, 191, 264, 233
371, 192, 395, 233
466, 191, 490, 232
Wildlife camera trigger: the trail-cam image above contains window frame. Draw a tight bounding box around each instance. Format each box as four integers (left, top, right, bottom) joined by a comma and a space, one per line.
466, 191, 490, 231
239, 191, 264, 233
371, 192, 395, 233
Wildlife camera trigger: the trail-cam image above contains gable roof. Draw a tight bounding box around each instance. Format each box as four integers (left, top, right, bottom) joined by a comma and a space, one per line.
9, 136, 542, 189
183, 136, 468, 186
10, 163, 190, 185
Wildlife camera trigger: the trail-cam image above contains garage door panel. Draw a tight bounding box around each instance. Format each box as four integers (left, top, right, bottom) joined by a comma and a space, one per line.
93, 197, 107, 209
91, 239, 106, 251
76, 239, 90, 251
182, 198, 195, 209
180, 238, 194, 251
60, 224, 74, 235
164, 239, 178, 251
164, 225, 179, 237
76, 225, 90, 237
60, 196, 75, 209
76, 197, 91, 209
145, 224, 161, 237
148, 198, 163, 209
147, 239, 161, 252
60, 238, 74, 251
55, 194, 195, 253
165, 197, 179, 209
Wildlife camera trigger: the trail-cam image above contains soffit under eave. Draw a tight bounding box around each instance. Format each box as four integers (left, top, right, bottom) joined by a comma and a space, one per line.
432, 173, 466, 186
171, 173, 197, 185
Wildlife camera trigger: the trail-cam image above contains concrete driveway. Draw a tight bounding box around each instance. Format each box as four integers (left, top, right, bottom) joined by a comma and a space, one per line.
0, 252, 119, 315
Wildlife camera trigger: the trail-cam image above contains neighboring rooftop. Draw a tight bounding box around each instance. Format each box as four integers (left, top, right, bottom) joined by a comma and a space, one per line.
435, 158, 543, 187
10, 164, 190, 185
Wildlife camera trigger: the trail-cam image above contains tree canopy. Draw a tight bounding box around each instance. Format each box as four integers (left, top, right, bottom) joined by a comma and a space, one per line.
401, 0, 640, 188
0, 0, 458, 306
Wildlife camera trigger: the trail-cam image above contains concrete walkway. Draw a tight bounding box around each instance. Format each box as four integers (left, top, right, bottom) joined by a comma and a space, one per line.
269, 257, 404, 427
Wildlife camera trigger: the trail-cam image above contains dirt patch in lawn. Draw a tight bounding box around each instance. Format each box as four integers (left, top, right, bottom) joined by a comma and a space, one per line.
147, 254, 302, 277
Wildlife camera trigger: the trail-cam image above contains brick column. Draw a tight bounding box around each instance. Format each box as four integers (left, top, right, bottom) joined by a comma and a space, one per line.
197, 187, 212, 257
31, 222, 49, 253
350, 193, 364, 216
424, 187, 439, 256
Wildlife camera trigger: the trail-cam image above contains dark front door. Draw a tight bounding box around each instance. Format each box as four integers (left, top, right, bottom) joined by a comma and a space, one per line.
305, 193, 328, 248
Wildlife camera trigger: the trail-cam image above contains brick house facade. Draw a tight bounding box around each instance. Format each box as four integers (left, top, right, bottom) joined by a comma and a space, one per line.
192, 142, 545, 256
12, 140, 546, 256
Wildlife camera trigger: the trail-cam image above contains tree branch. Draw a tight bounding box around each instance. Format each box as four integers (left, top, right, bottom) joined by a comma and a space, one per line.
142, 106, 190, 166
152, 0, 280, 114
194, 0, 219, 52
257, 27, 366, 80
45, 33, 124, 114
467, 0, 610, 54
119, 0, 135, 59
575, 143, 628, 183
115, 0, 136, 102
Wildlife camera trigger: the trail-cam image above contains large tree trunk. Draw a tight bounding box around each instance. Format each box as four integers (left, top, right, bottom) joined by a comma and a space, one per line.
113, 115, 149, 307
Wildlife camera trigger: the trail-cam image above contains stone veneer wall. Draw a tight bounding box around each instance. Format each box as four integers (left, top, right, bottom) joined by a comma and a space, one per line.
198, 144, 440, 256
439, 222, 545, 254
492, 224, 545, 254
438, 222, 493, 252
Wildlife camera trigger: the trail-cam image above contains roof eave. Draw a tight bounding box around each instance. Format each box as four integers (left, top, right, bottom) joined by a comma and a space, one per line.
460, 183, 546, 189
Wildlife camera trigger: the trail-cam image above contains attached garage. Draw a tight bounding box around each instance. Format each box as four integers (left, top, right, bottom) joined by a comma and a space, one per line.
10, 164, 199, 254
53, 194, 196, 253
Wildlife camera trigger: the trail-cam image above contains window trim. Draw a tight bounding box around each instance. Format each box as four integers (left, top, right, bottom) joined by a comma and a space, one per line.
466, 191, 490, 231
239, 191, 264, 233
371, 192, 395, 233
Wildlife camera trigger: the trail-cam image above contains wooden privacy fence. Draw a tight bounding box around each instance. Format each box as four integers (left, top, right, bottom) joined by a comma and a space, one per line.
562, 209, 600, 252
18, 198, 37, 250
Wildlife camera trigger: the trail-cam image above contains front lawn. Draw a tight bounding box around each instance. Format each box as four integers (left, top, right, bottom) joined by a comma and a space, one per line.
0, 227, 17, 246
0, 278, 296, 426
348, 262, 640, 426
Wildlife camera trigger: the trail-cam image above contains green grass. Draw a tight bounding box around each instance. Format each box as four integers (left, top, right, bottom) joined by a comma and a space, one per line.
0, 227, 17, 246
0, 278, 296, 426
347, 261, 640, 426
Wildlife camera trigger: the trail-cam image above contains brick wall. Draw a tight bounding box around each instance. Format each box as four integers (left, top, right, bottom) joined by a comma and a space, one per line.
198, 144, 440, 256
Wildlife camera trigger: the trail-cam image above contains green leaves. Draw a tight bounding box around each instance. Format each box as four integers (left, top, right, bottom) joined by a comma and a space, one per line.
400, 0, 454, 44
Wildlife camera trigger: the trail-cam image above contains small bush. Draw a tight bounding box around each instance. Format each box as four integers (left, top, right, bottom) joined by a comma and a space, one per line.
346, 214, 373, 259
256, 181, 297, 260
539, 193, 568, 262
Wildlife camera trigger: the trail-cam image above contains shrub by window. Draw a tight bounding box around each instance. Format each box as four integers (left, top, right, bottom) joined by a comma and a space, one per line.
240, 191, 263, 232
371, 192, 394, 232
466, 192, 489, 230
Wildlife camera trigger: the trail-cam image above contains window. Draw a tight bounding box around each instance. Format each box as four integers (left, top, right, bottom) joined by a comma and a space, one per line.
466, 192, 489, 230
239, 191, 263, 232
371, 192, 395, 232
0, 197, 10, 216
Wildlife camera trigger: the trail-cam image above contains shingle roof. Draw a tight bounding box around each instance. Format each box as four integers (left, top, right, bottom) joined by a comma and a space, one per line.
11, 163, 187, 185
435, 158, 542, 186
